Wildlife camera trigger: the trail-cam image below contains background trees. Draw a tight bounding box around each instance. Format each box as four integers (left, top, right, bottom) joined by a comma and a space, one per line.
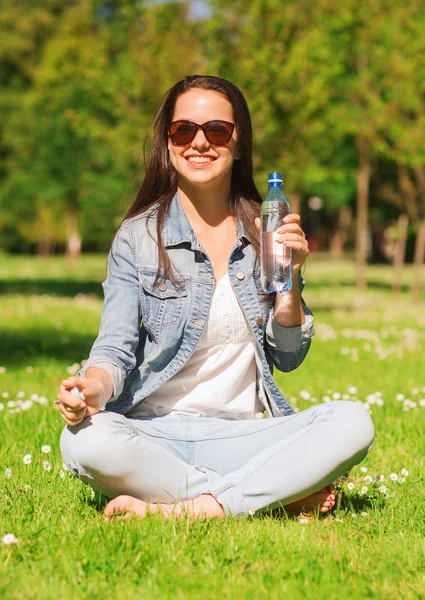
1, 0, 424, 289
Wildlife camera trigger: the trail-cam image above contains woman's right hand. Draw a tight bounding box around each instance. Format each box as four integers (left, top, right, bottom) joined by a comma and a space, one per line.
57, 374, 110, 426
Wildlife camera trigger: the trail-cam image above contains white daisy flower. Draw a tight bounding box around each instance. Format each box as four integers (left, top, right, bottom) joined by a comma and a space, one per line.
351, 513, 357, 518
375, 474, 385, 482
5, 468, 12, 479
376, 398, 384, 407
41, 445, 51, 454
1, 392, 9, 398
16, 391, 25, 399
360, 512, 368, 517
400, 468, 409, 477
299, 517, 310, 525
419, 399, 425, 407
43, 461, 52, 472
38, 396, 48, 405
389, 473, 398, 481
399, 477, 406, 484
30, 394, 39, 401
396, 393, 405, 402
0, 403, 4, 411
348, 386, 357, 395
2, 533, 19, 545
347, 482, 355, 490
248, 507, 256, 516
23, 454, 32, 465
360, 486, 368, 495
332, 392, 341, 400
378, 485, 387, 494
412, 388, 419, 395
299, 390, 311, 400
360, 467, 368, 473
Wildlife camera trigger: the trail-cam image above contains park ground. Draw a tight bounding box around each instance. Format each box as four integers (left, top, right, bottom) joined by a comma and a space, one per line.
0, 253, 425, 599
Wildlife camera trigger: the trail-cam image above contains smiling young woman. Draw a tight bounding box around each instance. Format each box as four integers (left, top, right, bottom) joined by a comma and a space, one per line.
58, 75, 374, 521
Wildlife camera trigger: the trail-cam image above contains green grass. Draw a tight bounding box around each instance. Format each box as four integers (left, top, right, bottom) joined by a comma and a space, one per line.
1, 253, 425, 599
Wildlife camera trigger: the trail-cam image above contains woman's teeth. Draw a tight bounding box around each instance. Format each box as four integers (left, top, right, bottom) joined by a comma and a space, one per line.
187, 156, 213, 163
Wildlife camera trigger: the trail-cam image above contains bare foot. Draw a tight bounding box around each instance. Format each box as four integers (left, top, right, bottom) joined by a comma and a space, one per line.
282, 485, 336, 515
104, 493, 225, 522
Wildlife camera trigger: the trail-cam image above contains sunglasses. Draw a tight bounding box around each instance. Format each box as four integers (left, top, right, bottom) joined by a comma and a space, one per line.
168, 119, 235, 146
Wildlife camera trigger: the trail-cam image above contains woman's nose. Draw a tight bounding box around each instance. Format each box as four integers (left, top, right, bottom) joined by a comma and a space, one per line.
191, 128, 210, 150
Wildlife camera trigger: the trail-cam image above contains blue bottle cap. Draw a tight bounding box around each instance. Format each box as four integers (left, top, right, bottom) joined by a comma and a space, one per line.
268, 172, 283, 183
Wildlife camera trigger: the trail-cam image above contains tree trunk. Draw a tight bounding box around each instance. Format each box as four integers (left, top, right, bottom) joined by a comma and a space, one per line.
355, 147, 371, 289
290, 192, 301, 217
411, 220, 425, 302
330, 205, 352, 258
66, 203, 82, 259
37, 234, 53, 257
392, 214, 408, 296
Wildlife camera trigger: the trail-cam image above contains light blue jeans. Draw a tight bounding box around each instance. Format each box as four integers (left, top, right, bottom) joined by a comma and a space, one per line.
60, 401, 374, 517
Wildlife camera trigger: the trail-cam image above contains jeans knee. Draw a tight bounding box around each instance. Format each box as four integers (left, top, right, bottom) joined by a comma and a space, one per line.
333, 400, 375, 456
60, 412, 125, 475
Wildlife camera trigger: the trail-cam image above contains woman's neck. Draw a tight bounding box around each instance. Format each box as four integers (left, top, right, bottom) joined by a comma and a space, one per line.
177, 179, 232, 227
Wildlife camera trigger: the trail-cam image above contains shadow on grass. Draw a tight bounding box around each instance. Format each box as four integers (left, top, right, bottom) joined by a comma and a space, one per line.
306, 278, 413, 295
0, 327, 94, 366
0, 279, 103, 298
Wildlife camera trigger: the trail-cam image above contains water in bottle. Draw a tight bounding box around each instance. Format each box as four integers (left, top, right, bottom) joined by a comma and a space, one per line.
260, 172, 292, 293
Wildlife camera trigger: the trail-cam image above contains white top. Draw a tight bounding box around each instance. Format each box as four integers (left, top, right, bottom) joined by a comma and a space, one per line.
132, 273, 264, 419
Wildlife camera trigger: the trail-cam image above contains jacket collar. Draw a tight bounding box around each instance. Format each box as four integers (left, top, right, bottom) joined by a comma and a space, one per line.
161, 192, 253, 249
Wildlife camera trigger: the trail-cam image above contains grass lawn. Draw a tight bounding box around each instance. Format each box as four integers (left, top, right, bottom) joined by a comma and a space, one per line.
1, 252, 425, 599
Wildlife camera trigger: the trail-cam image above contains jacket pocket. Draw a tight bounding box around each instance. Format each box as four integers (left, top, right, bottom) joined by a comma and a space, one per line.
138, 269, 188, 334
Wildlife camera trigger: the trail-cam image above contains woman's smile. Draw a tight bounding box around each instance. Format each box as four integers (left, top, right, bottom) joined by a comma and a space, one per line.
184, 154, 217, 167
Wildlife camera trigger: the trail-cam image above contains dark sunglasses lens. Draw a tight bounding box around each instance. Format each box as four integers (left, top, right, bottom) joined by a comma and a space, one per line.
205, 121, 233, 144
169, 121, 197, 145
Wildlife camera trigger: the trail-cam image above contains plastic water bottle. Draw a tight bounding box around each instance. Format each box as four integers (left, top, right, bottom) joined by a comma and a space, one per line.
260, 172, 292, 293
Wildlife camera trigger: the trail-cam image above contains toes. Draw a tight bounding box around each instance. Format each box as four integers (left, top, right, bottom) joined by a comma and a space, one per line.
104, 495, 131, 518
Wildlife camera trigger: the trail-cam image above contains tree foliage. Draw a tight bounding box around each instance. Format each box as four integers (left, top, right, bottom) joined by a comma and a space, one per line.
0, 0, 424, 262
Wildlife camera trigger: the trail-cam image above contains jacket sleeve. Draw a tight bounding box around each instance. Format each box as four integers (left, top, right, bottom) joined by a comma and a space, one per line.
264, 272, 315, 372
78, 221, 141, 401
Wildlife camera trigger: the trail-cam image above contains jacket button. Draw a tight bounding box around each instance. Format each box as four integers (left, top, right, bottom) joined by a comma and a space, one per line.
158, 282, 167, 292
236, 271, 245, 280
256, 317, 264, 326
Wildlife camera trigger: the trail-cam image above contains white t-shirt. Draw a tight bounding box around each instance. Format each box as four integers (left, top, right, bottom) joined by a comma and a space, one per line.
132, 273, 264, 419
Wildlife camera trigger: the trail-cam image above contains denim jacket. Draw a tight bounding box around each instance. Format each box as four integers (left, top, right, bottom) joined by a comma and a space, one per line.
80, 192, 315, 417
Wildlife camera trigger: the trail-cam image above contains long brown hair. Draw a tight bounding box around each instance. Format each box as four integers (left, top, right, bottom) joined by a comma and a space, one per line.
123, 75, 262, 283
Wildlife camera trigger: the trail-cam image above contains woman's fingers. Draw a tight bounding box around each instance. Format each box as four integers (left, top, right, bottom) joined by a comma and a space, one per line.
58, 403, 86, 426
282, 214, 301, 224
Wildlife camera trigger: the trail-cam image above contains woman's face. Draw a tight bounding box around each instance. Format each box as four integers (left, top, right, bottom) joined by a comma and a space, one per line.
168, 89, 239, 190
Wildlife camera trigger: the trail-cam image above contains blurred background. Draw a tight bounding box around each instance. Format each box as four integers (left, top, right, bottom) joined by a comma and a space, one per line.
1, 0, 424, 293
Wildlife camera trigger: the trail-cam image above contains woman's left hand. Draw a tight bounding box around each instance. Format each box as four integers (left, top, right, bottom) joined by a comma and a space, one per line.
255, 214, 309, 274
